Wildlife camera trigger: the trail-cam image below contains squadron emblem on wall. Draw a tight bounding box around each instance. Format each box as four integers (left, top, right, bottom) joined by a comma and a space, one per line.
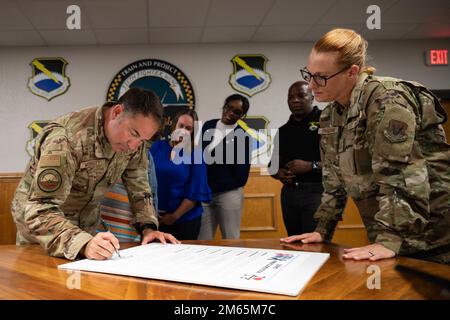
229, 54, 271, 97
27, 57, 70, 100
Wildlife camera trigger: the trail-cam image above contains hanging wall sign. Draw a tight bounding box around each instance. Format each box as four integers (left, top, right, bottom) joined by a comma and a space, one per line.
106, 59, 195, 138
27, 57, 70, 101
229, 54, 271, 97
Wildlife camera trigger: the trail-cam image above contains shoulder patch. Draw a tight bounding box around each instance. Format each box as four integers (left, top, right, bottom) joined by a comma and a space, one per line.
37, 168, 62, 193
384, 119, 408, 143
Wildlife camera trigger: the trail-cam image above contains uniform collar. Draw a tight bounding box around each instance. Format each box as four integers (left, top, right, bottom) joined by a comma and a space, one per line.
347, 72, 370, 118
94, 106, 115, 159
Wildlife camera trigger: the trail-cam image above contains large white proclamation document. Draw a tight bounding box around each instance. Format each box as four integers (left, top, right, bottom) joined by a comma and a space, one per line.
58, 243, 329, 296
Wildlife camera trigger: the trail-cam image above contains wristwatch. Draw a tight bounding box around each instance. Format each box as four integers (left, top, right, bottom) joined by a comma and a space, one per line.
134, 222, 157, 236
311, 161, 320, 172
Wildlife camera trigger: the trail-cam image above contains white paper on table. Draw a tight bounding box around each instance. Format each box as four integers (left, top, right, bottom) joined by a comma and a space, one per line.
58, 243, 329, 296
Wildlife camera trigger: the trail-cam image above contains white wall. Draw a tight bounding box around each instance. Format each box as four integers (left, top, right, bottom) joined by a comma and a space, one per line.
1, 39, 449, 172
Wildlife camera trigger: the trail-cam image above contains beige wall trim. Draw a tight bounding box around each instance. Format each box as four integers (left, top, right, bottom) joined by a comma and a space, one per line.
0, 173, 23, 182
336, 224, 366, 229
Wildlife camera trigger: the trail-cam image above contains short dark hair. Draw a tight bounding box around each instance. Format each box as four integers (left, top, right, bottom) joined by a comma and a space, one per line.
224, 94, 250, 115
117, 87, 164, 126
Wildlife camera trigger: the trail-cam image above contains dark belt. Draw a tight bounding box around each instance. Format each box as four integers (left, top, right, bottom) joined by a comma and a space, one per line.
284, 181, 323, 192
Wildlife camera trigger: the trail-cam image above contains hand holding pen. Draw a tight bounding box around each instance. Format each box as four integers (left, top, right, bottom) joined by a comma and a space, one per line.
100, 219, 122, 258
82, 220, 121, 260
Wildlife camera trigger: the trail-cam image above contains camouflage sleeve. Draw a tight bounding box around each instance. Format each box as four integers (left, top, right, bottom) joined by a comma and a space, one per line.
314, 107, 347, 241
369, 88, 430, 254
24, 128, 93, 260
121, 143, 159, 228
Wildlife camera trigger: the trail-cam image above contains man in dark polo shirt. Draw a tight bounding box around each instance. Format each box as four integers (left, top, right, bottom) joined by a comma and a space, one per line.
271, 81, 323, 235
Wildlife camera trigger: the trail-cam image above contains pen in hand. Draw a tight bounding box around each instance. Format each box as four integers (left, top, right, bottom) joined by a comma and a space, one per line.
100, 219, 121, 258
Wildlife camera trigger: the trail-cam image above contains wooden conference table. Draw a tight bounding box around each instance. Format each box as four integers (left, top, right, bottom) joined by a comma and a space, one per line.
0, 239, 449, 300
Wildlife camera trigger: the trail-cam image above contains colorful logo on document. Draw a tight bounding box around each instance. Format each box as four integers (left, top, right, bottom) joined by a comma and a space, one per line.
27, 58, 70, 100
106, 59, 195, 139
26, 120, 50, 157
229, 54, 271, 97
269, 253, 294, 262
241, 274, 266, 281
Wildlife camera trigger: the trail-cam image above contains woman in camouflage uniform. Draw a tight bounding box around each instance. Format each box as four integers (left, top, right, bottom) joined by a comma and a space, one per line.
281, 28, 450, 264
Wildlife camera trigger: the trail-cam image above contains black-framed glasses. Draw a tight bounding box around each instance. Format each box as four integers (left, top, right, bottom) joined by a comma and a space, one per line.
223, 104, 244, 117
300, 66, 348, 87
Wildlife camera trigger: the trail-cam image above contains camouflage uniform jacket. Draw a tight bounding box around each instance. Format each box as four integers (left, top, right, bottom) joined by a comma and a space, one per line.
11, 106, 158, 260
315, 72, 450, 258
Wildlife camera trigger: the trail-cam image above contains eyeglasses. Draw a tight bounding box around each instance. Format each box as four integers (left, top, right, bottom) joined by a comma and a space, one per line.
300, 66, 348, 87
223, 104, 244, 117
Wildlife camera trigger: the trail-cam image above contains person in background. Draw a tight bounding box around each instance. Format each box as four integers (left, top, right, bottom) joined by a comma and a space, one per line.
150, 110, 211, 240
281, 28, 450, 264
271, 81, 323, 236
198, 94, 252, 240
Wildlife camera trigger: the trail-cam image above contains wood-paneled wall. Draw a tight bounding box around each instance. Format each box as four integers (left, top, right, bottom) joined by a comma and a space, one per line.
238, 168, 369, 247
0, 173, 20, 245
0, 170, 369, 246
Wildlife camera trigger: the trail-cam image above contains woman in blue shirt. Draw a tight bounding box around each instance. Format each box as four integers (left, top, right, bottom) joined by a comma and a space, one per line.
149, 110, 211, 240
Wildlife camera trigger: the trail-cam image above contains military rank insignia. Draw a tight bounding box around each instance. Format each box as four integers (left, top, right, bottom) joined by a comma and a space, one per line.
27, 57, 70, 100
229, 54, 271, 97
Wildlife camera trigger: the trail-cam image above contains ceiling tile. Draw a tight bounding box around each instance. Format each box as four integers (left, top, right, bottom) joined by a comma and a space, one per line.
0, 30, 45, 46
84, 0, 147, 29
40, 29, 97, 45
262, 0, 336, 25
96, 28, 148, 45
202, 26, 257, 43
0, 0, 34, 30
383, 0, 450, 24
18, 0, 89, 30
317, 0, 398, 25
360, 23, 419, 40
300, 24, 363, 41
206, 0, 273, 26
252, 25, 310, 42
402, 23, 450, 39
148, 0, 210, 27
149, 27, 202, 43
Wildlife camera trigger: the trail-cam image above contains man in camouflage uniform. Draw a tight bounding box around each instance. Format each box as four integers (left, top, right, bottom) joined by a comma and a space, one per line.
283, 72, 450, 264
11, 88, 179, 260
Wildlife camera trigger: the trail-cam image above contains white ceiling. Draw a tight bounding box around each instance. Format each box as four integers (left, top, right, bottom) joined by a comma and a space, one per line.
0, 0, 449, 46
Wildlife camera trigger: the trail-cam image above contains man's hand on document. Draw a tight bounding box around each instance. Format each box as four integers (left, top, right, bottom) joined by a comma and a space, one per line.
141, 229, 181, 245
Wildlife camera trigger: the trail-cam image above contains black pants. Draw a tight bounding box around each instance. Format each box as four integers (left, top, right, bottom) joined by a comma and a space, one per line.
281, 182, 323, 236
159, 216, 202, 240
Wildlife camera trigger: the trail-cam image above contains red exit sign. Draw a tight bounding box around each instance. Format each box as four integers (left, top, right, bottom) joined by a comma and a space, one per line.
425, 49, 448, 66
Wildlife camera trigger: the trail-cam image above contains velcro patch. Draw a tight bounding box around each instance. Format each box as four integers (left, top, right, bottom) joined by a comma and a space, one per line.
318, 127, 338, 135
384, 119, 408, 143
40, 154, 61, 167
37, 168, 62, 193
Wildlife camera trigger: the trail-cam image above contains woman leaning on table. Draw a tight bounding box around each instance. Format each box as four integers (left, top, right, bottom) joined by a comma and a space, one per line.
281, 28, 450, 264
